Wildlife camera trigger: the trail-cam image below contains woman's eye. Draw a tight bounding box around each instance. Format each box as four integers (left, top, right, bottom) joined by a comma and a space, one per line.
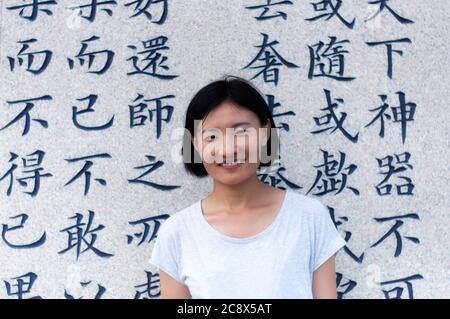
235, 128, 247, 135
205, 135, 216, 141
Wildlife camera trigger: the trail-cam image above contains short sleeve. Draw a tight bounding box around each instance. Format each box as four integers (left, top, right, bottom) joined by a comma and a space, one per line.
310, 200, 347, 272
149, 215, 182, 283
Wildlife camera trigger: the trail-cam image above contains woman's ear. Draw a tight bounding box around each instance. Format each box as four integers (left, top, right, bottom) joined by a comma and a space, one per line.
261, 119, 271, 147
192, 136, 199, 154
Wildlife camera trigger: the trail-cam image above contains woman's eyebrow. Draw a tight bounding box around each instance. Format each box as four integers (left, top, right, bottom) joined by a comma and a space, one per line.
231, 121, 252, 128
201, 121, 252, 133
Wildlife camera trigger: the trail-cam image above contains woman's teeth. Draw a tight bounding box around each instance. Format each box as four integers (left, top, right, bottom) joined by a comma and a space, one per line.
219, 161, 244, 167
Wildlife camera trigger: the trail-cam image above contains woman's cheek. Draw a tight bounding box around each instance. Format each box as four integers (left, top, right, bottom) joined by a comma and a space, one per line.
200, 141, 217, 165
245, 135, 261, 164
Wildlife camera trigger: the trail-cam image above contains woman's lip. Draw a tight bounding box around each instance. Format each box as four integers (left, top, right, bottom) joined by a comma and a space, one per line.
217, 161, 245, 165
217, 162, 244, 169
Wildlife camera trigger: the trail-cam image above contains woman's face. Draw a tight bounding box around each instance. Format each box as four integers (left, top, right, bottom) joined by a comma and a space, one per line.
192, 101, 270, 185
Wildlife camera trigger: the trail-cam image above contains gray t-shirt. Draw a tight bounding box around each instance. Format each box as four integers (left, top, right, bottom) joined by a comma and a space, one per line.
149, 189, 347, 298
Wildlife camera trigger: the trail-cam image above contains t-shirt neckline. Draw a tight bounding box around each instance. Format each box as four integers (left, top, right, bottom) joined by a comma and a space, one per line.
196, 189, 290, 244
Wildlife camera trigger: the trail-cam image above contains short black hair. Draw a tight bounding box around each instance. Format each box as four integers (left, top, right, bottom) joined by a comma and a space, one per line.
182, 75, 280, 177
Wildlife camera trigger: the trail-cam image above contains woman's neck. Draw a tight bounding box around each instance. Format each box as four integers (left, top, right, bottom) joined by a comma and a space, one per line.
210, 174, 271, 212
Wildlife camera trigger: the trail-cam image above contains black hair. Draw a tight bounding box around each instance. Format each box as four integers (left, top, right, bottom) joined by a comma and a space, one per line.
182, 75, 280, 177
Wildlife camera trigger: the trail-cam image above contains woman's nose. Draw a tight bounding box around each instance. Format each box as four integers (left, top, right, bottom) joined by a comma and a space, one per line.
215, 140, 237, 160
215, 146, 237, 161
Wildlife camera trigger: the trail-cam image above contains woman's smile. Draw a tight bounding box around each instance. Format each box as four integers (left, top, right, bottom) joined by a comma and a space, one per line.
218, 162, 243, 170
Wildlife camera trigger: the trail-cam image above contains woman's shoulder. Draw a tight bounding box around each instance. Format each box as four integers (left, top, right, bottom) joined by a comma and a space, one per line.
285, 190, 331, 222
283, 191, 338, 244
159, 200, 199, 233
287, 189, 327, 211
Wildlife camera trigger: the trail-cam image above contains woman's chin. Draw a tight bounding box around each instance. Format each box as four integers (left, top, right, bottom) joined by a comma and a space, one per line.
214, 170, 255, 185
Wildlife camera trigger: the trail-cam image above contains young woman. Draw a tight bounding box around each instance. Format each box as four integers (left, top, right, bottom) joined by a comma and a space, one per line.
149, 75, 347, 299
